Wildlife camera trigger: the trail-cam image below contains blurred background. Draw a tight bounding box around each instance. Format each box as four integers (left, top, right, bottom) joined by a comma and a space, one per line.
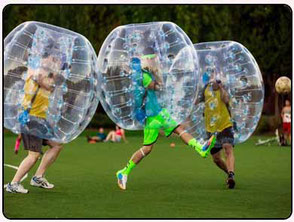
3, 4, 292, 134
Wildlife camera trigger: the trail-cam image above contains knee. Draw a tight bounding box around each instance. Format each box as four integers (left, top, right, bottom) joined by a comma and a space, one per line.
52, 143, 63, 151
174, 125, 184, 135
213, 155, 222, 164
28, 151, 41, 162
224, 144, 233, 156
56, 144, 63, 150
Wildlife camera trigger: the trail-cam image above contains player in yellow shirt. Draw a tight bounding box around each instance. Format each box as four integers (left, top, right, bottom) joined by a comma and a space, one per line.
200, 76, 236, 189
6, 54, 64, 194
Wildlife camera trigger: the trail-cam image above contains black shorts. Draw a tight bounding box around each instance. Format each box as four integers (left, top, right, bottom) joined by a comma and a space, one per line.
207, 127, 234, 155
21, 133, 49, 153
20, 116, 54, 139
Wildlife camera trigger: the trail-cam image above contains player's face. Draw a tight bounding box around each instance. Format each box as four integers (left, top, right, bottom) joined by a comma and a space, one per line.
39, 59, 56, 79
41, 56, 61, 71
141, 54, 158, 69
209, 79, 219, 91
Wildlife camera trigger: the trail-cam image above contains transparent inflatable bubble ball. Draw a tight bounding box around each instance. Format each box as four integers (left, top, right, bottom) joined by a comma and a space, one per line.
97, 21, 199, 130
183, 41, 264, 144
4, 21, 99, 143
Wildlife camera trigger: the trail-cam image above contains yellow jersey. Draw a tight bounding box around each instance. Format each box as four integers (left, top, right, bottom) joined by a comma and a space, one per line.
204, 86, 232, 133
22, 78, 50, 119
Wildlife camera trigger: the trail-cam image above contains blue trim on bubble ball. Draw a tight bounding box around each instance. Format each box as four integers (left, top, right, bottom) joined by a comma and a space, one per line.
28, 55, 41, 69
202, 72, 210, 85
18, 110, 29, 126
130, 57, 147, 124
135, 109, 146, 124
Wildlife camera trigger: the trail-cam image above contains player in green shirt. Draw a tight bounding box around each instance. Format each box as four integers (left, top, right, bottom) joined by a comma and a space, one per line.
116, 52, 216, 190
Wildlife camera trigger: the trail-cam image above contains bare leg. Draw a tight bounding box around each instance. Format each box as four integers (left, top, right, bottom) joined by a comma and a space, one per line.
286, 132, 291, 145
174, 125, 193, 144
223, 143, 235, 173
105, 131, 115, 142
130, 145, 153, 164
116, 145, 154, 190
111, 132, 116, 142
12, 151, 40, 183
91, 136, 101, 142
223, 143, 235, 188
212, 151, 228, 174
34, 141, 63, 177
283, 133, 286, 145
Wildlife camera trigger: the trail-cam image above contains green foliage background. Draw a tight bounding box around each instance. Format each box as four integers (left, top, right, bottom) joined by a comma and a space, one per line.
3, 4, 292, 128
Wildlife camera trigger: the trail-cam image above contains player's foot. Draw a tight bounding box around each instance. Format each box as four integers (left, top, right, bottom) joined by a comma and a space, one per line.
6, 182, 29, 194
190, 136, 216, 158
116, 169, 128, 190
30, 176, 54, 189
200, 135, 216, 156
226, 172, 235, 189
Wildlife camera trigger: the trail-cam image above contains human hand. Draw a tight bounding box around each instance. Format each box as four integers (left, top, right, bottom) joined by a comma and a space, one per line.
155, 83, 163, 91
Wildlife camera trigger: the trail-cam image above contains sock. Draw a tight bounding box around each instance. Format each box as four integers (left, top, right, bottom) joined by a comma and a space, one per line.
188, 138, 201, 149
122, 160, 136, 175
228, 171, 235, 178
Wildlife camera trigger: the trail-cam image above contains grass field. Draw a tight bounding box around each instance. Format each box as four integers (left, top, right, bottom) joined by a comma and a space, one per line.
3, 130, 292, 219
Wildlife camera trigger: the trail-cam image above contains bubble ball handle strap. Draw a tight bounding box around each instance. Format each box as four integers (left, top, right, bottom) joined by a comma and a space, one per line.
130, 57, 147, 124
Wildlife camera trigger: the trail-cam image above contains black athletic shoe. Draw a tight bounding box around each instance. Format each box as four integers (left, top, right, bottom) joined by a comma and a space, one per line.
227, 172, 235, 189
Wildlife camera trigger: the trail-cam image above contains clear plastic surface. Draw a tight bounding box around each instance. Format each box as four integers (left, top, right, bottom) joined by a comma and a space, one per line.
97, 22, 199, 130
4, 21, 99, 143
183, 41, 264, 144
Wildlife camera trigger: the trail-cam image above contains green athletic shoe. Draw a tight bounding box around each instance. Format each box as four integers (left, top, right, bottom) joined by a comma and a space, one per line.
189, 135, 216, 158
201, 135, 216, 157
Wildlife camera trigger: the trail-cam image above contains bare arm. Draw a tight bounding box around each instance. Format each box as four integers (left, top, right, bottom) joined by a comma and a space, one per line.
195, 90, 205, 105
147, 80, 162, 91
281, 107, 285, 119
121, 129, 128, 143
219, 84, 230, 104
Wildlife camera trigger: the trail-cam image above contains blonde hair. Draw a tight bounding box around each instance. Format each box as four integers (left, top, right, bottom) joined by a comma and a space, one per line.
141, 57, 163, 84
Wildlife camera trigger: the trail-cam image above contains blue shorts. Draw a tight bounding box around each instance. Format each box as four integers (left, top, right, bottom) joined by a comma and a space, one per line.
207, 127, 234, 155
115, 135, 122, 142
